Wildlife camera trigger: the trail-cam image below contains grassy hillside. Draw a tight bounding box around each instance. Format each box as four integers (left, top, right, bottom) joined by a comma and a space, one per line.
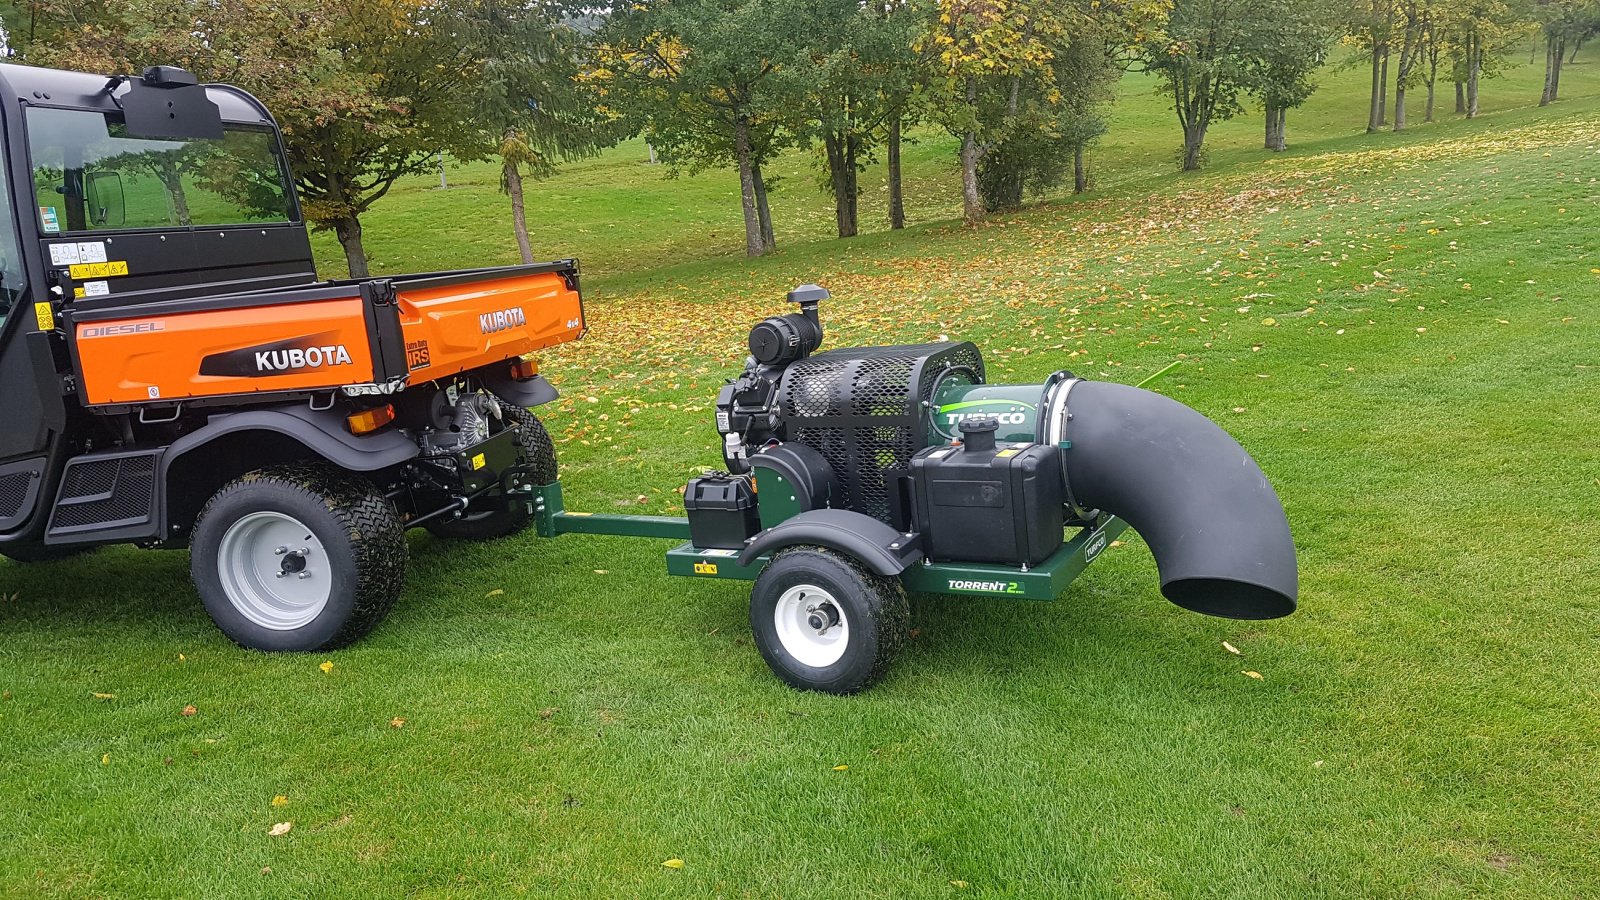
3, 49, 1599, 898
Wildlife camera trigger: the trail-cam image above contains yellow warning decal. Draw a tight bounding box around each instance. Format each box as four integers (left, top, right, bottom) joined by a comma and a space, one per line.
73, 287, 85, 299
68, 260, 129, 280
471, 453, 487, 470
693, 561, 719, 575
33, 302, 54, 330
996, 448, 1020, 458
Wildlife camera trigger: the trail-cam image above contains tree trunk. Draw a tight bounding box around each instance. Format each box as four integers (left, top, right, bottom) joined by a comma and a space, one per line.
1425, 78, 1436, 122
503, 158, 534, 265
1273, 108, 1287, 151
887, 113, 905, 230
1394, 85, 1407, 131
158, 160, 191, 227
734, 117, 766, 257
1542, 36, 1556, 105
1368, 46, 1385, 133
1182, 122, 1207, 171
824, 132, 859, 239
752, 159, 775, 250
1073, 144, 1088, 193
1454, 80, 1465, 114
1466, 36, 1481, 119
1265, 104, 1278, 149
1552, 38, 1565, 102
752, 159, 771, 249
960, 78, 983, 226
334, 216, 370, 278
1378, 49, 1390, 125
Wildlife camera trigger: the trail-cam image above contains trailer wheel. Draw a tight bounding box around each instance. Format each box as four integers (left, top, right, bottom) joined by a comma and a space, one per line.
425, 406, 557, 541
190, 465, 406, 652
749, 546, 910, 694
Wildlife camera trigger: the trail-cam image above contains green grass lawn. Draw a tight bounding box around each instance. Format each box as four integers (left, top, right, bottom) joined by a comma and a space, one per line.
3, 51, 1600, 897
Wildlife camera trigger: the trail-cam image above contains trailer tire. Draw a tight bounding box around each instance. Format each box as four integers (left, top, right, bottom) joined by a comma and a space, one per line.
425, 406, 556, 541
749, 545, 910, 694
190, 464, 406, 652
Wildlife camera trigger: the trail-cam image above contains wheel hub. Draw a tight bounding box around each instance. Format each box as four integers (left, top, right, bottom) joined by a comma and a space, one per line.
774, 585, 850, 668
217, 512, 332, 630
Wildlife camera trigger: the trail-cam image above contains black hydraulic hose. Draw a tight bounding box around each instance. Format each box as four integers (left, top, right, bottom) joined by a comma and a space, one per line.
1062, 380, 1298, 620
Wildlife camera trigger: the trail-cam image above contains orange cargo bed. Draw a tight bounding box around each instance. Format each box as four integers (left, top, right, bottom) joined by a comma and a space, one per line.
65, 261, 584, 408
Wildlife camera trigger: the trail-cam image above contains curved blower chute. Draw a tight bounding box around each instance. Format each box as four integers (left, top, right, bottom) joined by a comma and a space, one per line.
713, 285, 1297, 620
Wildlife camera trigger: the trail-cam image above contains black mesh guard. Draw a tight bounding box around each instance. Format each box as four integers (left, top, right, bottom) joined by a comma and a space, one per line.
777, 342, 984, 522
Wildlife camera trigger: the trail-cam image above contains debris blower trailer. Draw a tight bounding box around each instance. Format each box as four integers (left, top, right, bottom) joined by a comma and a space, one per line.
0, 63, 1297, 694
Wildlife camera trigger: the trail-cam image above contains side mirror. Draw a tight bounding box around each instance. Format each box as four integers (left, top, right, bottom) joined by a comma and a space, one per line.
86, 171, 125, 227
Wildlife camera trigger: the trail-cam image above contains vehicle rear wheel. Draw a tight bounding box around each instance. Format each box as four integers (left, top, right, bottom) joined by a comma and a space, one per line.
749, 546, 910, 694
190, 464, 406, 652
425, 405, 557, 541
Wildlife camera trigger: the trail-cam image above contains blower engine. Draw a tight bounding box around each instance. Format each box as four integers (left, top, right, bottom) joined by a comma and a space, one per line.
712, 285, 1298, 621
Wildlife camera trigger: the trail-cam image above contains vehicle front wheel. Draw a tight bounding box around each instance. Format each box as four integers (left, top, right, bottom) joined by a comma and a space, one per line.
749, 546, 910, 694
190, 465, 406, 652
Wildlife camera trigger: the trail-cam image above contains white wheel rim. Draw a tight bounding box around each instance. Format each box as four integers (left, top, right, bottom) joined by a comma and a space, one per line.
216, 511, 332, 631
773, 583, 850, 668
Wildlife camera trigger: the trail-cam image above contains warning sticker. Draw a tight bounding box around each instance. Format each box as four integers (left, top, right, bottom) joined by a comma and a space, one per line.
33, 302, 54, 330
39, 207, 59, 233
49, 243, 81, 266
83, 280, 111, 297
77, 242, 108, 263
68, 260, 129, 280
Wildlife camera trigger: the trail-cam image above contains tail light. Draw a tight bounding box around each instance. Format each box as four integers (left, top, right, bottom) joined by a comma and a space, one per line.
346, 404, 396, 435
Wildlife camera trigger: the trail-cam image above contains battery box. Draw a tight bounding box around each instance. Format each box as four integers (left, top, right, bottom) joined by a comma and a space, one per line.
684, 473, 760, 550
909, 425, 1065, 566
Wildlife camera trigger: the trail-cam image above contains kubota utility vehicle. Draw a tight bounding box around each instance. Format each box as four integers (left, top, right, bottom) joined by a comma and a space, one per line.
0, 63, 581, 650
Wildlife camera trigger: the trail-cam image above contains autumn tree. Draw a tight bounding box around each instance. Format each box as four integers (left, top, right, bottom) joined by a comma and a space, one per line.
799, 0, 921, 238
595, 0, 807, 257
27, 0, 508, 277
1537, 0, 1600, 105
1132, 0, 1280, 171
920, 0, 1080, 223
976, 12, 1117, 209
1249, 5, 1337, 150
475, 10, 620, 264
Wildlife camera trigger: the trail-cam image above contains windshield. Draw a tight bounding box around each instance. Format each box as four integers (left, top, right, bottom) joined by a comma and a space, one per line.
26, 106, 294, 234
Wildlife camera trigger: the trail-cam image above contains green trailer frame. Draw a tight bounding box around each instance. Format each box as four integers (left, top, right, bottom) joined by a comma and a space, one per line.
529, 480, 1129, 602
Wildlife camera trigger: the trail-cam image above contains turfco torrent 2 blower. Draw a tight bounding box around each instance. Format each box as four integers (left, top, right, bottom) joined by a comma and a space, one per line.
527, 284, 1297, 693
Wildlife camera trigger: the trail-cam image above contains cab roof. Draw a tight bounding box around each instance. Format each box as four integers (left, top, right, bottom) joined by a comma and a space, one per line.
0, 63, 273, 126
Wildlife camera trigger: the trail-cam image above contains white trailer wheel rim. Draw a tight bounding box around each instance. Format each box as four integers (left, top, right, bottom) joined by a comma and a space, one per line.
774, 583, 850, 668
217, 511, 332, 630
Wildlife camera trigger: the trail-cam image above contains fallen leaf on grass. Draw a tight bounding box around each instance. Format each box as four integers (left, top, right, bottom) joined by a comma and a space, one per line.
91, 692, 115, 700
593, 569, 609, 575
486, 589, 504, 598
390, 717, 407, 729
661, 858, 684, 869
832, 764, 849, 772
1222, 641, 1241, 656
100, 753, 109, 766
181, 705, 197, 717
1242, 671, 1264, 680
318, 661, 334, 674
951, 880, 970, 888
1313, 760, 1325, 768
538, 708, 559, 720
272, 795, 288, 807
268, 822, 292, 837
